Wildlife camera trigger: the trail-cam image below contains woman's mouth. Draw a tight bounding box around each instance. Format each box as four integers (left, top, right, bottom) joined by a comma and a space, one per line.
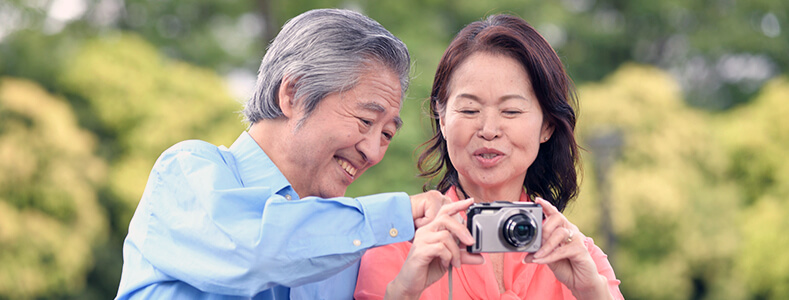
473, 148, 505, 166
477, 153, 500, 159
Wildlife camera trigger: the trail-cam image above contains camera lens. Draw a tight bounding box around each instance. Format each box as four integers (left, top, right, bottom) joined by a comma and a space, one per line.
502, 213, 536, 247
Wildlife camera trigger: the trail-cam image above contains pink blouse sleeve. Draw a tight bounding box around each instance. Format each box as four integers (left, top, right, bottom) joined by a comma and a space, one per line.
355, 241, 412, 300
585, 237, 625, 300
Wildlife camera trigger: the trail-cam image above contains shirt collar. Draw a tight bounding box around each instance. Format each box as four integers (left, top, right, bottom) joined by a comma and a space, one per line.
227, 131, 299, 200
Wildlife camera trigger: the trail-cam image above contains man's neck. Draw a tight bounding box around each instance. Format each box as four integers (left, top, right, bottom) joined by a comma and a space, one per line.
247, 120, 302, 195
248, 120, 287, 160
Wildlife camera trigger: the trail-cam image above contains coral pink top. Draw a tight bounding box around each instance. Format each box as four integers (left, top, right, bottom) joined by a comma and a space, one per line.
355, 187, 623, 300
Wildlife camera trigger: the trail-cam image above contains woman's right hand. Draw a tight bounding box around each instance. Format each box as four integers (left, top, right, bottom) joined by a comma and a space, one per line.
385, 199, 484, 300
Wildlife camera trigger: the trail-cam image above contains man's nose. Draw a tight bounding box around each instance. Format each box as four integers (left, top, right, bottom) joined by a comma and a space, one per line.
356, 134, 385, 166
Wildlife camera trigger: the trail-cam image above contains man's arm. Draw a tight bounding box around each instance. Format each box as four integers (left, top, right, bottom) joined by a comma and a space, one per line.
124, 145, 414, 297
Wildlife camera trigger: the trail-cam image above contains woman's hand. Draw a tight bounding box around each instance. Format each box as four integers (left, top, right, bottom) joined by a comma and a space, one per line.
386, 199, 484, 300
523, 198, 613, 300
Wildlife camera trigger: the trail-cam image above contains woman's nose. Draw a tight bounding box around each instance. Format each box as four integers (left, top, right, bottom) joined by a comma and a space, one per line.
477, 112, 501, 140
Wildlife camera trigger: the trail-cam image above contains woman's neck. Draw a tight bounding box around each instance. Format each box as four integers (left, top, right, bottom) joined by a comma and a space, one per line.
457, 177, 524, 203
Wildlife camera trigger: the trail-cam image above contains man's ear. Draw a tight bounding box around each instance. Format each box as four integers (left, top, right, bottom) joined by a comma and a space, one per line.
278, 76, 298, 118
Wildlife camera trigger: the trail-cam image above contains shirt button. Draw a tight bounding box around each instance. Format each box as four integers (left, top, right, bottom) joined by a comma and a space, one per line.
285, 194, 292, 200
389, 228, 399, 238
353, 239, 361, 246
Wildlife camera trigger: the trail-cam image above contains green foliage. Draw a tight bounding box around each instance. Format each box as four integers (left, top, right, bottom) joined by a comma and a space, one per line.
573, 65, 744, 299
0, 78, 107, 299
58, 33, 246, 222
43, 33, 244, 299
717, 76, 789, 298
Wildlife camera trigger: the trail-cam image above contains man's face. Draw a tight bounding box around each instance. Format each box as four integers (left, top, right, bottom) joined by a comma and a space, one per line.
284, 66, 403, 198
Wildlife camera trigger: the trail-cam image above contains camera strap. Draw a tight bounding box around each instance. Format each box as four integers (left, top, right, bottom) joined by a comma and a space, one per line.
448, 264, 453, 300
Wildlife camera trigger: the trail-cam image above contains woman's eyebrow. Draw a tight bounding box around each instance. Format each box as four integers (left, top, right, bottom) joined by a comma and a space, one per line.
456, 93, 526, 101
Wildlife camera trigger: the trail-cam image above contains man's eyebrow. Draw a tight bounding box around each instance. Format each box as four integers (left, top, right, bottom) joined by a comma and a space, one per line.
394, 116, 403, 130
359, 102, 403, 130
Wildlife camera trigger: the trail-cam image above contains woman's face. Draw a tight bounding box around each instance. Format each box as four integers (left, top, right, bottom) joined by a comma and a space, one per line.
440, 52, 553, 191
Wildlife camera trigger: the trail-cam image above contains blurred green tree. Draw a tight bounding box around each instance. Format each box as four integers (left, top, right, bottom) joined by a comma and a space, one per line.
716, 76, 789, 299
0, 77, 107, 299
53, 33, 245, 298
571, 64, 744, 299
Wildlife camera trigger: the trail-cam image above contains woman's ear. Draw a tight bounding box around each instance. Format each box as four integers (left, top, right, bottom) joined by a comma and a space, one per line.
540, 122, 555, 143
277, 76, 298, 118
437, 102, 447, 139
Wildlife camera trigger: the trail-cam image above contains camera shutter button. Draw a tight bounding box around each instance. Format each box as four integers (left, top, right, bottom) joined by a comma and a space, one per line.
389, 228, 399, 237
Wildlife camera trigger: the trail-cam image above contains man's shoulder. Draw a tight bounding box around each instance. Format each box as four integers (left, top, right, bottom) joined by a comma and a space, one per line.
154, 139, 232, 169
161, 140, 226, 158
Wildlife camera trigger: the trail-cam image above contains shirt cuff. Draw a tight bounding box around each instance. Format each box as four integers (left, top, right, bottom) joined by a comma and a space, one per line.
356, 192, 415, 246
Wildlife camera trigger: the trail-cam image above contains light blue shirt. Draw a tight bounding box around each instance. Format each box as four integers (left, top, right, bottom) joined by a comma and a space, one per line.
116, 132, 415, 299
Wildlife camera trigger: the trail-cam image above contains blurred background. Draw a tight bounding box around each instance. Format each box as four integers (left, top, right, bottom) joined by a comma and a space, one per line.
0, 0, 787, 299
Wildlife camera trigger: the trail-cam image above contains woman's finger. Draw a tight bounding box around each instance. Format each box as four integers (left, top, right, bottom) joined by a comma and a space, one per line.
535, 227, 575, 259
532, 240, 577, 264
535, 218, 568, 258
535, 197, 561, 217
433, 213, 474, 246
460, 251, 485, 265
541, 213, 565, 240
438, 198, 475, 216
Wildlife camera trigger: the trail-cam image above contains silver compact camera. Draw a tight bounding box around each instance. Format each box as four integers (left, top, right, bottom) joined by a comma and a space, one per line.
466, 201, 543, 253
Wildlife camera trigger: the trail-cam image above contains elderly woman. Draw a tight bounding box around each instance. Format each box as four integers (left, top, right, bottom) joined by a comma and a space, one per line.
355, 15, 623, 299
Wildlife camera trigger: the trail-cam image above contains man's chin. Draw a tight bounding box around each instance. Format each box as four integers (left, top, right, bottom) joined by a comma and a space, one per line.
320, 188, 348, 199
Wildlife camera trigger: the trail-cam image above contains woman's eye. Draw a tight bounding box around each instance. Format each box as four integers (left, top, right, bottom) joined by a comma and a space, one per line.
503, 110, 522, 115
459, 110, 478, 115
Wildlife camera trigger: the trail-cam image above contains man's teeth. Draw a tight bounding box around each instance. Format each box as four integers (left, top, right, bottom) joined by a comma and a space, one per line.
480, 153, 498, 159
336, 158, 358, 176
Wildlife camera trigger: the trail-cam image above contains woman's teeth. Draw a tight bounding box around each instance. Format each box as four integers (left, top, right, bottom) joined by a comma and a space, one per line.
479, 153, 498, 159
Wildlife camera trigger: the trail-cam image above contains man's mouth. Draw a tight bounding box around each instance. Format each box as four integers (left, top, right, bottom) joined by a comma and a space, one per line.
335, 157, 358, 177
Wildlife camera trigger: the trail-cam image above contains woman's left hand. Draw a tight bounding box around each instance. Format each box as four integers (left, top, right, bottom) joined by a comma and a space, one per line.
523, 198, 612, 300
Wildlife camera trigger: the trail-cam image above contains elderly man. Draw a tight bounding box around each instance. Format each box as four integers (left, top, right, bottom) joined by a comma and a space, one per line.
115, 8, 469, 300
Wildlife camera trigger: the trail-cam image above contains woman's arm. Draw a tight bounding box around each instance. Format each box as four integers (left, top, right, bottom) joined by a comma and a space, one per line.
356, 200, 483, 299
523, 198, 623, 300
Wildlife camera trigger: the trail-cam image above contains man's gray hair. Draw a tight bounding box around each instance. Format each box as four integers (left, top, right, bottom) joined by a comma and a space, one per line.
243, 8, 411, 123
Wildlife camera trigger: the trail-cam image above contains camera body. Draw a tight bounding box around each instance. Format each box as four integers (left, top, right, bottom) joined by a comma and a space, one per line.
466, 201, 543, 253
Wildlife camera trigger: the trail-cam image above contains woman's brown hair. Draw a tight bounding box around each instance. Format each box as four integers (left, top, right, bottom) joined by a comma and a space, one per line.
417, 14, 580, 212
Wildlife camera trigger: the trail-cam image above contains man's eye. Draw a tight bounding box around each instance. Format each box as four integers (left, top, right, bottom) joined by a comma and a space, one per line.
359, 118, 373, 126
382, 132, 393, 141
